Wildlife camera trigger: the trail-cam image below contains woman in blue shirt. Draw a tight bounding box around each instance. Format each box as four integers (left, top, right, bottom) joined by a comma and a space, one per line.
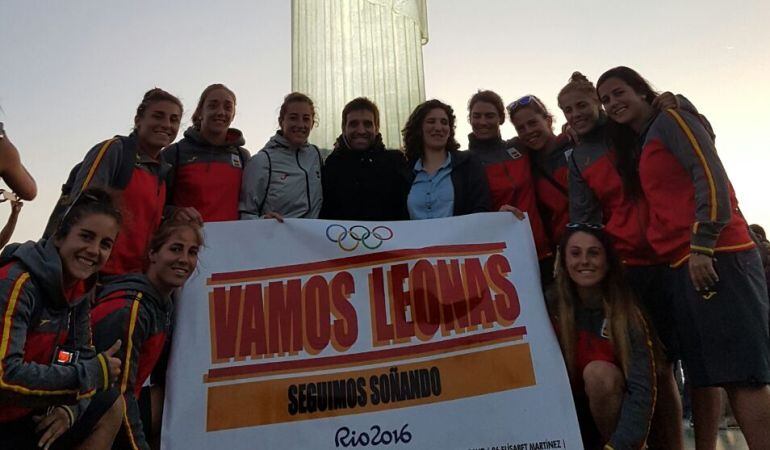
402, 99, 491, 219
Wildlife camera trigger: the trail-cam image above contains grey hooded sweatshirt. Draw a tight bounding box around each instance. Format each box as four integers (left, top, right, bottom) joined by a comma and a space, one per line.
239, 132, 323, 219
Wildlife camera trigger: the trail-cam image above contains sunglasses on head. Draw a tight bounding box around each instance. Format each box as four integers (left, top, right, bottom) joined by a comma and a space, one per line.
506, 95, 547, 115
566, 222, 604, 231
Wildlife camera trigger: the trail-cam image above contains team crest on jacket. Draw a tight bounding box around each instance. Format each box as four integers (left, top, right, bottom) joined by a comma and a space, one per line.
506, 147, 523, 159
231, 153, 242, 168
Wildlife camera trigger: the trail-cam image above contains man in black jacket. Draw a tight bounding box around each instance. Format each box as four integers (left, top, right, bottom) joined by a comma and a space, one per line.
320, 97, 410, 221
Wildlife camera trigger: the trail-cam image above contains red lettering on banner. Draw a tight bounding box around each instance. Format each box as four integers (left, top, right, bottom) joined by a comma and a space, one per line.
330, 272, 358, 351
207, 249, 522, 363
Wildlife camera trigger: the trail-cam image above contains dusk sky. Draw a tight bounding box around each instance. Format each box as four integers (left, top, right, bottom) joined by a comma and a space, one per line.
2, 0, 769, 242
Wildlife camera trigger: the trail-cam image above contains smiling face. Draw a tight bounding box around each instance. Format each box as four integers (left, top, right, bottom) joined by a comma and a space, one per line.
469, 101, 502, 140
200, 88, 236, 137
421, 107, 450, 152
597, 77, 652, 131
280, 101, 314, 147
55, 213, 120, 287
343, 109, 378, 150
147, 227, 200, 294
564, 231, 608, 290
558, 91, 601, 137
511, 107, 554, 151
134, 100, 182, 152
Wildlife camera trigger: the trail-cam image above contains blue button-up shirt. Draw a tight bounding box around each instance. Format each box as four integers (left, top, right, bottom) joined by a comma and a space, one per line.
407, 153, 454, 219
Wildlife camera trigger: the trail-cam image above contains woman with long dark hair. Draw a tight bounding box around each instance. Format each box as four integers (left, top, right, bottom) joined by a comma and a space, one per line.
553, 224, 659, 450
596, 66, 770, 449
403, 99, 490, 218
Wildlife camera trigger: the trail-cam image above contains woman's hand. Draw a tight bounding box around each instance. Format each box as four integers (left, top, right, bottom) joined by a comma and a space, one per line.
652, 92, 680, 110
33, 407, 72, 449
263, 211, 285, 223
172, 206, 203, 225
499, 205, 525, 220
103, 339, 123, 384
688, 252, 719, 293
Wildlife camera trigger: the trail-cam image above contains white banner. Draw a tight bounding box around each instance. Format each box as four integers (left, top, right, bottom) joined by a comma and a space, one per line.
162, 213, 582, 450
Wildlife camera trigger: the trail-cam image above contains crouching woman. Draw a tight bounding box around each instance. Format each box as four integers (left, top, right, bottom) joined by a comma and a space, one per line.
0, 188, 124, 449
553, 224, 660, 450
83, 217, 203, 449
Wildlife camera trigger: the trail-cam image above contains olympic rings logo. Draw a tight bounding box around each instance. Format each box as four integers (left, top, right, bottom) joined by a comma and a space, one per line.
325, 224, 394, 251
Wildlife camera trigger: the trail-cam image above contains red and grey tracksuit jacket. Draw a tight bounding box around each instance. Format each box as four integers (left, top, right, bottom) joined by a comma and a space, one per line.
0, 240, 112, 424
568, 123, 660, 266
527, 135, 572, 247
639, 109, 754, 266
90, 274, 172, 450
569, 307, 656, 450
65, 134, 168, 275
163, 127, 250, 222
467, 134, 552, 260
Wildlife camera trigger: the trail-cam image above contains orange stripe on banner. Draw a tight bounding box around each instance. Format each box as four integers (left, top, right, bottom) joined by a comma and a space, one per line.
206, 342, 535, 431
205, 326, 527, 382
666, 110, 717, 221
207, 243, 506, 285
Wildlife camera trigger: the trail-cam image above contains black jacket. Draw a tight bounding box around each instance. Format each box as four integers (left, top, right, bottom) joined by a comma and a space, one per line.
406, 150, 491, 217
320, 135, 410, 221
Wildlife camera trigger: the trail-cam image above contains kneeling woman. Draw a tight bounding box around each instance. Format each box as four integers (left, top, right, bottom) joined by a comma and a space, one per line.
553, 225, 658, 450
403, 99, 491, 218
0, 188, 123, 450
85, 217, 203, 449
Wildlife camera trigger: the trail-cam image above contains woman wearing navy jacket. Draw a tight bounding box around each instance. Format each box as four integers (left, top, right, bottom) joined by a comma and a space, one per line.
85, 217, 203, 450
596, 66, 770, 450
163, 84, 249, 223
403, 99, 491, 218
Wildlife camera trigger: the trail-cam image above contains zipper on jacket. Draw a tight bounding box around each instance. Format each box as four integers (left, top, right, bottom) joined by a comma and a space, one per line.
295, 149, 311, 217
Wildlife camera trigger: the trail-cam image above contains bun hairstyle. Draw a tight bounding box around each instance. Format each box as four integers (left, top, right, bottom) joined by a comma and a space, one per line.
192, 84, 237, 129
557, 71, 599, 107
134, 88, 183, 130
54, 187, 122, 239
148, 216, 204, 255
278, 92, 318, 128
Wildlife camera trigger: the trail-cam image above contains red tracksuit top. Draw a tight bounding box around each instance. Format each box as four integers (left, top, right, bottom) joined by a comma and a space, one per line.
639, 109, 754, 266
568, 124, 661, 266
528, 135, 572, 247
91, 273, 172, 450
67, 134, 168, 276
467, 134, 552, 260
163, 127, 249, 222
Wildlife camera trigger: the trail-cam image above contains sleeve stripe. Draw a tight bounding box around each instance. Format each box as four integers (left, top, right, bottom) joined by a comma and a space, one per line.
666, 110, 718, 221
0, 273, 83, 396
97, 353, 109, 391
81, 138, 118, 191
122, 394, 141, 450
638, 314, 657, 450
119, 295, 142, 395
